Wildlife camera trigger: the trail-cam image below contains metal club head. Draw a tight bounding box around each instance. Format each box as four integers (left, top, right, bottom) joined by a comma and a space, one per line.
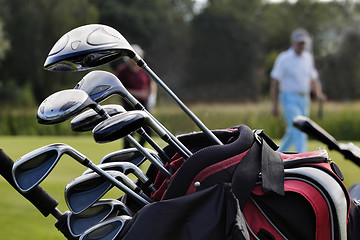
68, 199, 133, 238
100, 148, 158, 167
75, 70, 140, 108
79, 215, 132, 240
37, 89, 105, 124
65, 170, 146, 214
82, 162, 156, 192
12, 143, 88, 192
71, 104, 126, 132
44, 24, 136, 72
93, 110, 166, 143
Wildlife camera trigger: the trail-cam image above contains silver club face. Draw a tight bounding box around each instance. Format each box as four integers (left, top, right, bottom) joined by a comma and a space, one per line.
37, 89, 97, 124
65, 170, 145, 214
79, 215, 132, 240
44, 24, 135, 72
68, 199, 133, 237
12, 143, 87, 192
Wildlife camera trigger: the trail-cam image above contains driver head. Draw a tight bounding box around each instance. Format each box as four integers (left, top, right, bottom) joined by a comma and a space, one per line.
44, 24, 136, 72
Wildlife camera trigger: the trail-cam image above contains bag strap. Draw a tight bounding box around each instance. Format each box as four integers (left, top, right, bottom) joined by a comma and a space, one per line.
232, 130, 284, 210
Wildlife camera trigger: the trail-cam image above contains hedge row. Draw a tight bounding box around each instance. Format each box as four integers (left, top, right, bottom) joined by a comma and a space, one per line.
1, 102, 360, 141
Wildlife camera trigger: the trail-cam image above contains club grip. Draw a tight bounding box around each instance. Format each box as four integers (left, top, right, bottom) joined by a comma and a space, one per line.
0, 149, 59, 217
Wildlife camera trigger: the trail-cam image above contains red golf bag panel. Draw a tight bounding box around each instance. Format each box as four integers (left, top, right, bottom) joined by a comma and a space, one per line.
133, 125, 351, 239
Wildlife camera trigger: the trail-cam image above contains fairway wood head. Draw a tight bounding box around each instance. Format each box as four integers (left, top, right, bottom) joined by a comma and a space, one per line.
92, 111, 146, 143
65, 170, 139, 214
12, 143, 85, 192
79, 215, 132, 240
71, 104, 126, 132
37, 89, 98, 124
75, 70, 135, 105
68, 199, 133, 237
44, 24, 135, 72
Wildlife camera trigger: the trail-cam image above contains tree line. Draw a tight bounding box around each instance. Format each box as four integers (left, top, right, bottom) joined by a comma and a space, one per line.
0, 0, 359, 106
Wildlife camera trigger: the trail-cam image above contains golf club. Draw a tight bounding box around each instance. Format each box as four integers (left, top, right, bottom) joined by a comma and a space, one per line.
100, 148, 159, 167
92, 114, 171, 178
12, 143, 151, 207
75, 70, 192, 158
79, 215, 132, 240
37, 89, 109, 124
82, 161, 156, 192
93, 110, 188, 159
37, 88, 171, 177
65, 170, 151, 214
71, 104, 126, 132
293, 115, 360, 166
71, 103, 172, 163
68, 199, 133, 238
43, 24, 222, 145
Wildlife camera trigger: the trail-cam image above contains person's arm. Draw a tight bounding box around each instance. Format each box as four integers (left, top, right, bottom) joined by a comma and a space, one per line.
311, 79, 326, 101
271, 78, 280, 116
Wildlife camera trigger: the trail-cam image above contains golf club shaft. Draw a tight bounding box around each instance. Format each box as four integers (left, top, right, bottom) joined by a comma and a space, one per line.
136, 128, 172, 163
125, 92, 192, 157
96, 104, 172, 178
144, 109, 192, 158
137, 59, 223, 146
125, 135, 171, 178
87, 161, 151, 206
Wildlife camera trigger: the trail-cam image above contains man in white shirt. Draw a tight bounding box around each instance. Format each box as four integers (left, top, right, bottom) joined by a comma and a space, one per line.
271, 28, 325, 152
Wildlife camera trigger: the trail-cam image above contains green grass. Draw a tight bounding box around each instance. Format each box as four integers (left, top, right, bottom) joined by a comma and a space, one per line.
0, 136, 359, 240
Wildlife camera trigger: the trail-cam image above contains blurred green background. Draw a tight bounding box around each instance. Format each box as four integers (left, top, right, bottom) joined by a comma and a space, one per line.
0, 0, 360, 239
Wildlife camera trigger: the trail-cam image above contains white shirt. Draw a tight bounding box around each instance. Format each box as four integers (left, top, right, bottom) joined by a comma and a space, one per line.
270, 48, 318, 94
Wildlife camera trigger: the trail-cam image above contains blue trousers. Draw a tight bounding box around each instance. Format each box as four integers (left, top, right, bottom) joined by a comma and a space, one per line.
278, 92, 309, 153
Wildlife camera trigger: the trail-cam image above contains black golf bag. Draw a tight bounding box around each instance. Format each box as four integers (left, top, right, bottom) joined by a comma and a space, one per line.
119, 124, 360, 240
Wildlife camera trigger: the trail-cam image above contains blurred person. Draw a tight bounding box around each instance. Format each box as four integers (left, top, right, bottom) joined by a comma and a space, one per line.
115, 44, 157, 148
270, 28, 325, 152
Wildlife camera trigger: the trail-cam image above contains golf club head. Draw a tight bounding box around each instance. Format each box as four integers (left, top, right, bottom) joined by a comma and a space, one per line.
82, 162, 154, 192
44, 24, 136, 72
75, 71, 138, 107
92, 111, 146, 143
71, 104, 126, 132
100, 148, 156, 167
68, 199, 133, 237
12, 143, 86, 192
38, 89, 98, 124
79, 215, 132, 240
65, 170, 141, 214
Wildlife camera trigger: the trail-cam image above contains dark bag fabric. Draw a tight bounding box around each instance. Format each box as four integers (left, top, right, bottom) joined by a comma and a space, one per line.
120, 183, 249, 240
126, 125, 356, 240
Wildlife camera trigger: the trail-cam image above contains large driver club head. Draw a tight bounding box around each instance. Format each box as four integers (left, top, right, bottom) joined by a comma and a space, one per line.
37, 89, 108, 124
65, 170, 151, 214
71, 104, 126, 132
79, 215, 132, 240
44, 24, 135, 72
12, 143, 90, 192
68, 199, 133, 238
44, 24, 222, 145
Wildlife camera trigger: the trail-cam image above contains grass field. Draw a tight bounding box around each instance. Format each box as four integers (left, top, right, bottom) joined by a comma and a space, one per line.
0, 135, 359, 240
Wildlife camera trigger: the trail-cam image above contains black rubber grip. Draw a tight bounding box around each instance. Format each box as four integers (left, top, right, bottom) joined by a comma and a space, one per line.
0, 149, 59, 217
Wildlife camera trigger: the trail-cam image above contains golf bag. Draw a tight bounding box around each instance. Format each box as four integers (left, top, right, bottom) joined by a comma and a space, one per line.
120, 124, 360, 240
